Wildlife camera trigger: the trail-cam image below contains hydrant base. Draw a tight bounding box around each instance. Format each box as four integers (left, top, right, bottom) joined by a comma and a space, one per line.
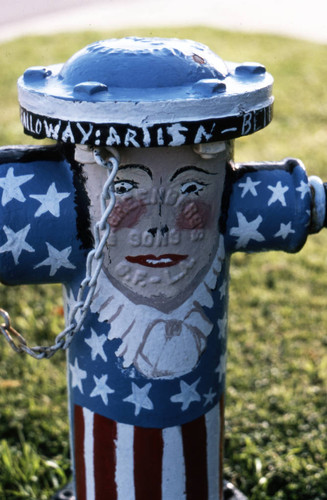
51, 481, 247, 500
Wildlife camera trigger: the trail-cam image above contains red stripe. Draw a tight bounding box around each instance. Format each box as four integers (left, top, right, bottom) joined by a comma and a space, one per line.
134, 426, 163, 500
182, 415, 208, 500
93, 413, 118, 500
74, 405, 86, 500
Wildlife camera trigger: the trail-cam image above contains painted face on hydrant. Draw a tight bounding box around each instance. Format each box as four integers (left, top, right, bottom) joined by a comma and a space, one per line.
77, 144, 228, 311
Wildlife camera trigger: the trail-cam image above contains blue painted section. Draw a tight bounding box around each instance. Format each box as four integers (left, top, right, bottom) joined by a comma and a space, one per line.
225, 159, 311, 254
0, 152, 86, 285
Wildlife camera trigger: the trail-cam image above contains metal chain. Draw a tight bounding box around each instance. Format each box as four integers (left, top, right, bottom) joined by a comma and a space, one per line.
0, 147, 119, 359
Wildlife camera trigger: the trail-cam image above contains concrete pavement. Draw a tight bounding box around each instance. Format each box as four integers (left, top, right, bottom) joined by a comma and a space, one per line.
1, 0, 327, 44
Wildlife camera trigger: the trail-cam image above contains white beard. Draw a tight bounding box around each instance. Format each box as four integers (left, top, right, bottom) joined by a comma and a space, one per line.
90, 236, 225, 379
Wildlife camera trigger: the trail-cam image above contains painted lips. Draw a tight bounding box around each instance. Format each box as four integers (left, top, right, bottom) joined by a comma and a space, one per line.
125, 254, 188, 268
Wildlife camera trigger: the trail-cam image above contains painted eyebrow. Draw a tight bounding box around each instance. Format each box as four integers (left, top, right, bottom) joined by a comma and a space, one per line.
118, 164, 152, 179
169, 165, 218, 182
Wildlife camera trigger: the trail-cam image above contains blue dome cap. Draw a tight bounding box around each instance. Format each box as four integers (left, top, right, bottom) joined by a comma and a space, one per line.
59, 37, 228, 90
17, 37, 274, 147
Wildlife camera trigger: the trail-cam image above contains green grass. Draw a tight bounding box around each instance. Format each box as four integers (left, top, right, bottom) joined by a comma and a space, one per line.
0, 27, 327, 499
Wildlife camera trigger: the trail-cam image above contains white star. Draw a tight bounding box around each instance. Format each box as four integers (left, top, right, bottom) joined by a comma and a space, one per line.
0, 224, 35, 264
238, 176, 261, 198
219, 280, 227, 299
215, 352, 227, 383
69, 358, 87, 393
229, 212, 265, 249
90, 374, 114, 405
203, 387, 217, 406
123, 382, 153, 416
218, 312, 228, 339
34, 243, 76, 276
274, 221, 296, 240
296, 180, 310, 200
0, 167, 34, 206
267, 181, 289, 206
85, 329, 108, 362
170, 378, 201, 411
30, 182, 70, 218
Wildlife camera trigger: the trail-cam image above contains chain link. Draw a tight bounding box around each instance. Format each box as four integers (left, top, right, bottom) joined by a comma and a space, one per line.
0, 147, 119, 359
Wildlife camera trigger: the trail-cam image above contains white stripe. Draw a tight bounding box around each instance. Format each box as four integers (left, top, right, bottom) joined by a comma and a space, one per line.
115, 422, 135, 500
83, 408, 95, 500
162, 426, 186, 500
205, 403, 221, 500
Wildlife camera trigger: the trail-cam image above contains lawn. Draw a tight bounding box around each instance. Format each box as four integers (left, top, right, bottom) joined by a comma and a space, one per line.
0, 26, 326, 499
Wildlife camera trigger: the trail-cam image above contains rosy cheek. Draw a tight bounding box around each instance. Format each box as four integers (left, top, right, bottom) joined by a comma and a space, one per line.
176, 200, 212, 230
108, 197, 147, 230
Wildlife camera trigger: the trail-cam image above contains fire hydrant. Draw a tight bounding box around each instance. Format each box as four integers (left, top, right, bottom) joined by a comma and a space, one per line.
0, 37, 325, 500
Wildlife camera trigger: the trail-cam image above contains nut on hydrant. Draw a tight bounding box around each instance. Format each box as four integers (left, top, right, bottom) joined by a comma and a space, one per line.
0, 37, 326, 499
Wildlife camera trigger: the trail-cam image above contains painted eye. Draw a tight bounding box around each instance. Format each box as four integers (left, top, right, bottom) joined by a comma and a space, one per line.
114, 180, 138, 194
180, 181, 207, 195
